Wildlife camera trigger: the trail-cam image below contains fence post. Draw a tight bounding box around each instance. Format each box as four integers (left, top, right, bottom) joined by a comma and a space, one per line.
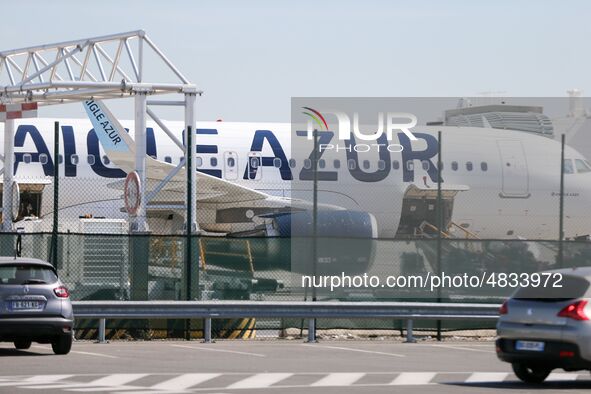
98, 318, 107, 344
558, 133, 565, 267
203, 318, 212, 343
307, 318, 317, 343
50, 121, 59, 267
436, 130, 442, 341
405, 319, 416, 343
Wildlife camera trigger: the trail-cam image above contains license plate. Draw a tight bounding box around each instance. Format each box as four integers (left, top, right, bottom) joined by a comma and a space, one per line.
9, 300, 43, 310
516, 340, 545, 352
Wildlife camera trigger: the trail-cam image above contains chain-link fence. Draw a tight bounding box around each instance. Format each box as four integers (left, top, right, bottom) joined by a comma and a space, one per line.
1, 97, 589, 339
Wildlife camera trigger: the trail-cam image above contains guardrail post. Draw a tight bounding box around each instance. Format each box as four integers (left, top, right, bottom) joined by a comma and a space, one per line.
404, 319, 416, 343
98, 318, 107, 344
203, 318, 212, 343
307, 318, 316, 343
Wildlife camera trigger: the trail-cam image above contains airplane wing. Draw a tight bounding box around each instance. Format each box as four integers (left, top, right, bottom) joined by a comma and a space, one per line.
83, 99, 268, 204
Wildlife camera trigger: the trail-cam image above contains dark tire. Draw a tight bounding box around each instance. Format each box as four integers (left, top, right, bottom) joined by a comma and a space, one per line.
13, 339, 32, 350
51, 335, 72, 355
512, 362, 551, 383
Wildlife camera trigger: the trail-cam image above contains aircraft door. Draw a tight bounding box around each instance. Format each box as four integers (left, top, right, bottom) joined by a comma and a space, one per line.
496, 140, 530, 198
224, 151, 238, 180
247, 152, 262, 180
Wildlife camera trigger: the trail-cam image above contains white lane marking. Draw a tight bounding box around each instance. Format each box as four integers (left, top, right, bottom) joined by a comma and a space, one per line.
25, 375, 74, 383
390, 372, 436, 385
546, 372, 579, 381
22, 384, 97, 390
310, 373, 365, 387
302, 344, 405, 358
465, 373, 509, 383
431, 344, 494, 353
31, 345, 118, 359
171, 344, 265, 357
150, 373, 221, 390
70, 350, 118, 359
226, 373, 293, 389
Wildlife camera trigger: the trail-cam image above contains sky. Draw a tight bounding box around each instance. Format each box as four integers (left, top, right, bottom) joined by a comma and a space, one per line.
0, 0, 590, 122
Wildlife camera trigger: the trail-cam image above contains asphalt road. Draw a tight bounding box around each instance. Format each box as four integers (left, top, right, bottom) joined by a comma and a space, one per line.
0, 339, 589, 393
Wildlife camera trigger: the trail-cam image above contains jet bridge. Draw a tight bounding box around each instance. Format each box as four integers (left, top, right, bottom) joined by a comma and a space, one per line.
0, 30, 200, 234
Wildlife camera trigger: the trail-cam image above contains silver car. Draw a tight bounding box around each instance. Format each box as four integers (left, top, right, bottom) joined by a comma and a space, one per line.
496, 267, 591, 383
0, 257, 74, 354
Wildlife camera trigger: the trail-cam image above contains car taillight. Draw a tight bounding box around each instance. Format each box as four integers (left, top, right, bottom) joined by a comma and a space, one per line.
499, 300, 509, 315
558, 300, 589, 320
53, 286, 69, 298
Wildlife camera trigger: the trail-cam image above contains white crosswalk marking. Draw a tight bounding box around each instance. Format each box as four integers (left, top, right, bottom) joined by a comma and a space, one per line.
0, 370, 588, 392
150, 373, 221, 390
311, 373, 365, 387
390, 372, 436, 385
226, 373, 293, 389
25, 375, 73, 383
465, 372, 509, 383
547, 372, 579, 381
64, 373, 150, 391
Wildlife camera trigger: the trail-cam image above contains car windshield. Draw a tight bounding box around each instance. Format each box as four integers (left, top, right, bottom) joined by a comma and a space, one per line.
513, 274, 589, 301
0, 264, 58, 285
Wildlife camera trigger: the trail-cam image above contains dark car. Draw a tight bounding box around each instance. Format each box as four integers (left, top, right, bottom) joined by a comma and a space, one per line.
0, 257, 73, 354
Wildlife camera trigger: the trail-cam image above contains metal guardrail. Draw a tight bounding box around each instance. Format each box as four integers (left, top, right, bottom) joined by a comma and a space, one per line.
72, 300, 501, 344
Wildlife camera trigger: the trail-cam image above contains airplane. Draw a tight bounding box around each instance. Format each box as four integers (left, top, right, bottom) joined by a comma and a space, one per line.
1, 101, 591, 242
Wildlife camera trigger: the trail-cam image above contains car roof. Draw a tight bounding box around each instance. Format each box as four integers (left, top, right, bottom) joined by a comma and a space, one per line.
0, 257, 54, 269
547, 266, 591, 279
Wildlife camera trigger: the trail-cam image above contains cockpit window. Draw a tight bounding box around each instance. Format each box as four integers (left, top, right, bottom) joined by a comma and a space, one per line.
575, 159, 591, 173
564, 159, 574, 174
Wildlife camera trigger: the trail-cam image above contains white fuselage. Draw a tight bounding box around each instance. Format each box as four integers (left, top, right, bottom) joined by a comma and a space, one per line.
2, 118, 590, 239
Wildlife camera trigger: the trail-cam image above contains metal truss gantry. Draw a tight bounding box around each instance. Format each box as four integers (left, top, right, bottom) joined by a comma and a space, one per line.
0, 30, 199, 234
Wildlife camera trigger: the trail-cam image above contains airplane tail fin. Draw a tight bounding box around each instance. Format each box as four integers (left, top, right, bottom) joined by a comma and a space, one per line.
83, 100, 136, 173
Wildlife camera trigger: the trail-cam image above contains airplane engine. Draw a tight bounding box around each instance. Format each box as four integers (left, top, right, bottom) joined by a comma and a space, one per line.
200, 211, 378, 276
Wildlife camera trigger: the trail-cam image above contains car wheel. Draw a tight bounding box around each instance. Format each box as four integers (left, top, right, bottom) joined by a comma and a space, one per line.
512, 362, 551, 383
13, 339, 32, 350
51, 335, 72, 355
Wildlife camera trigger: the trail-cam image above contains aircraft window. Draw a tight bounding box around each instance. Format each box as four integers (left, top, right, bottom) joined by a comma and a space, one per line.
406, 161, 414, 171
378, 160, 386, 170
334, 160, 340, 169
421, 161, 429, 171
289, 159, 296, 168
210, 157, 218, 167
348, 159, 356, 170
319, 159, 326, 169
481, 162, 488, 171
564, 159, 574, 174
466, 161, 473, 171
39, 154, 48, 165
392, 160, 400, 170
23, 154, 32, 164
71, 154, 79, 165
87, 155, 95, 165
227, 157, 236, 167
451, 161, 458, 171
102, 155, 110, 165
164, 156, 172, 163
303, 159, 312, 169
196, 157, 203, 167
273, 158, 282, 168
363, 160, 370, 170
575, 159, 591, 173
